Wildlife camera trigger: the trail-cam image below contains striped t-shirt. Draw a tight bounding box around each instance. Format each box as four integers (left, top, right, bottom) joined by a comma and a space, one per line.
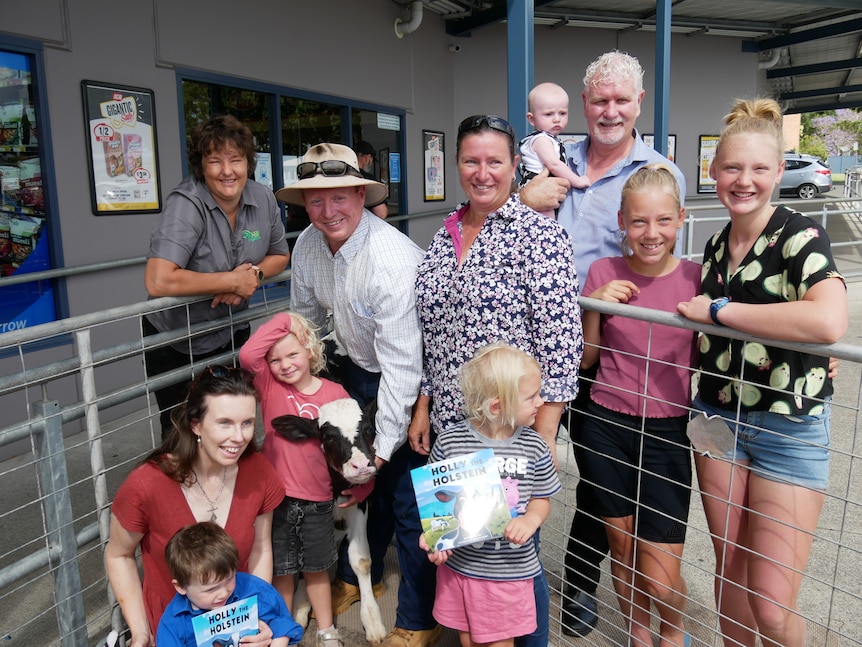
429, 420, 561, 580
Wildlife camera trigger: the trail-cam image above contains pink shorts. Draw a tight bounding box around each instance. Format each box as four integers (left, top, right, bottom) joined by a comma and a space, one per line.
433, 563, 537, 643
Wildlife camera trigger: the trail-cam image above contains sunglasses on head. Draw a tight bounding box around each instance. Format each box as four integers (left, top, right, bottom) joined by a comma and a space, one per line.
296, 160, 362, 181
457, 115, 516, 141
194, 364, 255, 385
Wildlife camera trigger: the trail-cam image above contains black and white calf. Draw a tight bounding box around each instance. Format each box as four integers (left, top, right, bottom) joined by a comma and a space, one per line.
271, 398, 386, 643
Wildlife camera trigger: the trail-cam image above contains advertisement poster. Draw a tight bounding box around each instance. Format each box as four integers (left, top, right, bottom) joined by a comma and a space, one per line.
698, 135, 720, 193
423, 130, 444, 201
81, 81, 161, 213
642, 134, 677, 163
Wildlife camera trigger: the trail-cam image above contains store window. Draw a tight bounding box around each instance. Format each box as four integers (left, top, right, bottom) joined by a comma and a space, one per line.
179, 73, 405, 239
0, 46, 57, 333
351, 107, 403, 218
182, 80, 274, 187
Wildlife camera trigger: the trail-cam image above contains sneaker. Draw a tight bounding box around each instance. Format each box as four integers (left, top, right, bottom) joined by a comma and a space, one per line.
327, 579, 387, 617
316, 626, 344, 647
379, 625, 443, 647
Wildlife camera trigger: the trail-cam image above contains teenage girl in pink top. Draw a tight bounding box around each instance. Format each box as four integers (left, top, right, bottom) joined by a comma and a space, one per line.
579, 165, 699, 647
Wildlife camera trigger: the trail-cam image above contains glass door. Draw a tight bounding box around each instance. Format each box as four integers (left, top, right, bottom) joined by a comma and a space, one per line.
352, 108, 402, 217
0, 47, 56, 332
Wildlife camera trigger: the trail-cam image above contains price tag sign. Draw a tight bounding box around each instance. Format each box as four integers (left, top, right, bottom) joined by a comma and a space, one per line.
93, 123, 115, 143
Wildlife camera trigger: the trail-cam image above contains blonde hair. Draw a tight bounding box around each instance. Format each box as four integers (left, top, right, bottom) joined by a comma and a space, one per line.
618, 164, 682, 256
460, 342, 542, 429
268, 312, 326, 375
716, 98, 784, 162
583, 51, 644, 94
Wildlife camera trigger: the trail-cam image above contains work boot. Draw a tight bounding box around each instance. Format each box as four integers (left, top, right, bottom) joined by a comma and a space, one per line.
327, 579, 387, 617
561, 588, 599, 637
379, 625, 443, 647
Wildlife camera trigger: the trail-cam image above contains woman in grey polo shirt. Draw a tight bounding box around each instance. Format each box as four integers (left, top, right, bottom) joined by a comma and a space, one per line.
143, 115, 290, 438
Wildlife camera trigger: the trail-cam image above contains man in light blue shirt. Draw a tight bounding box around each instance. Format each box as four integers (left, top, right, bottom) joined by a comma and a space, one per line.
521, 50, 685, 639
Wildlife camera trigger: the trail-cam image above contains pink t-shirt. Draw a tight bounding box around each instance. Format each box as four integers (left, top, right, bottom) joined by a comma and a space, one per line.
111, 452, 284, 632
240, 313, 354, 501
585, 256, 701, 418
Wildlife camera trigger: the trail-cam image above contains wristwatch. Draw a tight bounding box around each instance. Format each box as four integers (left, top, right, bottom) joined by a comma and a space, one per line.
254, 267, 264, 284
709, 297, 730, 325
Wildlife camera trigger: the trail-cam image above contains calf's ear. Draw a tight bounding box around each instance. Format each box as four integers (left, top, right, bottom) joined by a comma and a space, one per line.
361, 399, 378, 428
271, 415, 320, 442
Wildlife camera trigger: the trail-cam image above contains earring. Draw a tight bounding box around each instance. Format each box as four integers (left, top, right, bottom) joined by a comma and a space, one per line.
195, 435, 201, 444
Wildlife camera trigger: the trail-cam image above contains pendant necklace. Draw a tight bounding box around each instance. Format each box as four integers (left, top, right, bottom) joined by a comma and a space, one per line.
193, 466, 228, 522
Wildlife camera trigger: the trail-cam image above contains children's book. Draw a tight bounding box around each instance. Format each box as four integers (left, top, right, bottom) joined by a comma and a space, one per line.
191, 595, 258, 647
411, 447, 514, 551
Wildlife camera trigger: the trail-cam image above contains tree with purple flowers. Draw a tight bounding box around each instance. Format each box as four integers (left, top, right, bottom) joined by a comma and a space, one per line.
801, 109, 862, 158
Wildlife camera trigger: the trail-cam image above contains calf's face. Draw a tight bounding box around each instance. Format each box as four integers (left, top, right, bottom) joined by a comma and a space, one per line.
318, 399, 377, 484
271, 398, 377, 485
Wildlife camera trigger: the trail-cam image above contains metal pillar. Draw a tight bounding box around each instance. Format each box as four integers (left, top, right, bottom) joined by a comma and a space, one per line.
34, 399, 88, 647
507, 0, 533, 141
654, 0, 671, 157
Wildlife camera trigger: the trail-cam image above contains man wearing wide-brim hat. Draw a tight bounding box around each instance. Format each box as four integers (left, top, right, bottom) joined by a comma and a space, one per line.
277, 143, 441, 647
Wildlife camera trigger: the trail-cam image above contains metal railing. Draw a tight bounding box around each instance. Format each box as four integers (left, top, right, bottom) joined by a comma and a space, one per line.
3, 195, 861, 293
2, 278, 862, 646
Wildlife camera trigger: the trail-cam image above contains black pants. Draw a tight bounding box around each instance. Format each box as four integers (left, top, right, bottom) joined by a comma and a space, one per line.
564, 362, 610, 595
142, 316, 250, 438
333, 358, 439, 630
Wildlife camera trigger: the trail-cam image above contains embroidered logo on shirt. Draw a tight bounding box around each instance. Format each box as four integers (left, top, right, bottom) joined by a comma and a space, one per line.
242, 230, 261, 241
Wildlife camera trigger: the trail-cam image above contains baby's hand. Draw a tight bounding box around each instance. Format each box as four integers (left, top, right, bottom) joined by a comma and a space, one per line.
570, 175, 592, 190
590, 280, 639, 304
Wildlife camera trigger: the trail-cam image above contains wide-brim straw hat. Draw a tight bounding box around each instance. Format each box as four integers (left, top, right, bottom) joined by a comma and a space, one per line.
275, 143, 388, 207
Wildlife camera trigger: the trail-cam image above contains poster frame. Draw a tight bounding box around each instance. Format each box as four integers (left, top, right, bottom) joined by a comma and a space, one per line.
422, 130, 445, 201
81, 80, 162, 214
697, 135, 721, 194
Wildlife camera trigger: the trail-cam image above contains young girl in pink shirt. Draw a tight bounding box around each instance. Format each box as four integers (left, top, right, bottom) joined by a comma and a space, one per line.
240, 312, 355, 647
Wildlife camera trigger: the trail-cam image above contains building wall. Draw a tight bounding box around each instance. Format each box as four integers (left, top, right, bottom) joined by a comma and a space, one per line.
0, 0, 765, 434
449, 23, 762, 198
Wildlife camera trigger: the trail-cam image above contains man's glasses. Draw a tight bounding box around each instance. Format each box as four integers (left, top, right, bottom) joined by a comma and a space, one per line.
194, 365, 255, 385
296, 160, 362, 181
457, 115, 516, 141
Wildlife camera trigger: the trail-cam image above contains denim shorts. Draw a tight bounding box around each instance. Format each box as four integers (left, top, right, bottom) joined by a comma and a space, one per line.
272, 496, 336, 575
693, 396, 831, 490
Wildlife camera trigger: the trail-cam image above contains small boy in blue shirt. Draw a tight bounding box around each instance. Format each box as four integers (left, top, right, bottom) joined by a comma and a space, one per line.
156, 522, 303, 647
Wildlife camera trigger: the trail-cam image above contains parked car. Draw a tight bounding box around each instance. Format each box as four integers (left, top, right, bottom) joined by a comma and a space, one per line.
780, 153, 832, 199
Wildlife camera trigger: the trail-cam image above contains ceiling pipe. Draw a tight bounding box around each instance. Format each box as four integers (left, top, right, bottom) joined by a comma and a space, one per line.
759, 48, 784, 69
395, 1, 424, 39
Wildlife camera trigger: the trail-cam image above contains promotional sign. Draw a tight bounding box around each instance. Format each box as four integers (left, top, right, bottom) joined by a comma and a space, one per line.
81, 81, 161, 213
423, 130, 445, 201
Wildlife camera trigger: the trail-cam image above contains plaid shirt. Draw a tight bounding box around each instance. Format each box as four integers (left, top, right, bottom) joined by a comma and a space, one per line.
290, 212, 424, 460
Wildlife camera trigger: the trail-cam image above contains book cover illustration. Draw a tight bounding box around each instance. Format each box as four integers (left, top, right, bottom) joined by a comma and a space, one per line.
191, 595, 258, 647
411, 448, 514, 551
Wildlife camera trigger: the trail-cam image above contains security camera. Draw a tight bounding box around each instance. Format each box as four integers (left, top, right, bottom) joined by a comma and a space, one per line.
448, 44, 462, 53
